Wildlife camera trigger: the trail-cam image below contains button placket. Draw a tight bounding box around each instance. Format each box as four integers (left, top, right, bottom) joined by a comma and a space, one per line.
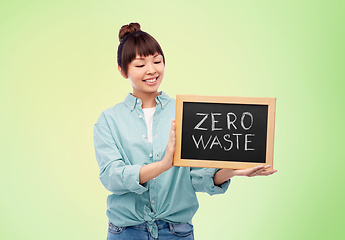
149, 103, 158, 211
134, 107, 147, 146
150, 186, 156, 208
152, 107, 161, 163
149, 176, 156, 212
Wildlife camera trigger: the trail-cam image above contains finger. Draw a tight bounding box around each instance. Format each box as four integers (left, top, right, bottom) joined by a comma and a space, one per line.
168, 121, 176, 148
254, 165, 271, 175
169, 130, 175, 145
257, 169, 277, 176
172, 120, 176, 139
169, 120, 176, 135
250, 165, 273, 177
171, 119, 176, 131
248, 165, 265, 177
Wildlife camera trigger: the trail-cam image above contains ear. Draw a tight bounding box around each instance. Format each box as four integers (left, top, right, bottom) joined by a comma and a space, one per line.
118, 65, 128, 79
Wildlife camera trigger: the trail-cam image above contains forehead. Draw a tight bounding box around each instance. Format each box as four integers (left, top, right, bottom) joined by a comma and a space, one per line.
133, 53, 162, 60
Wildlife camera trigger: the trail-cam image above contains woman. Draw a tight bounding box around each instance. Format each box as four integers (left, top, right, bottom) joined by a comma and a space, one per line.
93, 22, 276, 240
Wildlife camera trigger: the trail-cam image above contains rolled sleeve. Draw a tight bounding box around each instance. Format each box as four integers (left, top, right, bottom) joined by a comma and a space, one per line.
190, 168, 230, 196
94, 120, 148, 195
122, 164, 147, 194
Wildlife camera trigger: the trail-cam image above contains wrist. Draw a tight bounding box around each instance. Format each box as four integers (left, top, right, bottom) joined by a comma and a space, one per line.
232, 169, 243, 177
159, 158, 171, 172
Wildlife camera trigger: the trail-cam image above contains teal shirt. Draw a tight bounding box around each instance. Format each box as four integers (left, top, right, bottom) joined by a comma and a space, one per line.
93, 92, 230, 238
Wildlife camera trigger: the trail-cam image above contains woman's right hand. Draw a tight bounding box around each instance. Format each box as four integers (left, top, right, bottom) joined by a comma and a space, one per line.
139, 120, 176, 184
160, 120, 176, 171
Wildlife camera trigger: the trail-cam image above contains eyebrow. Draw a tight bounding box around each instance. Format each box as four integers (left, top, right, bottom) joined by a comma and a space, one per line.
134, 54, 160, 60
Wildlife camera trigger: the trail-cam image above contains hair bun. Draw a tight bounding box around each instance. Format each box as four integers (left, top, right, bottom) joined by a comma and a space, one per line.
119, 22, 141, 42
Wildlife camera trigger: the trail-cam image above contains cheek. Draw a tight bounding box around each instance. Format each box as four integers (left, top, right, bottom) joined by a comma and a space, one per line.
158, 65, 165, 75
128, 69, 143, 80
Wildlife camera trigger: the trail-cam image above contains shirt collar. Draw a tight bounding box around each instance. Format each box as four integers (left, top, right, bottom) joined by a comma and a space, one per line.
124, 91, 171, 112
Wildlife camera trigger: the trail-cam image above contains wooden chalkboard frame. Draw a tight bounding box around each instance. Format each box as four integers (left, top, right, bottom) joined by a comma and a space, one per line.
173, 94, 276, 170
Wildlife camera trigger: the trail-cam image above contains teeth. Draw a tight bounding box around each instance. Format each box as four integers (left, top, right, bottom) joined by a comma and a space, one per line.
145, 77, 157, 82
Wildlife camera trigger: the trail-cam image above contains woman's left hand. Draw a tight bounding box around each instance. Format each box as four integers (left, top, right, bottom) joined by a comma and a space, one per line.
234, 165, 277, 177
213, 165, 277, 185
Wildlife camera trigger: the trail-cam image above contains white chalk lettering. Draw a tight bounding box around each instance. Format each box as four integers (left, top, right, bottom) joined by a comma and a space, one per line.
223, 134, 233, 151
211, 113, 223, 131
227, 112, 237, 130
233, 133, 242, 149
241, 112, 253, 130
191, 111, 257, 152
210, 135, 223, 149
192, 133, 255, 151
194, 113, 209, 131
192, 135, 213, 149
245, 134, 255, 151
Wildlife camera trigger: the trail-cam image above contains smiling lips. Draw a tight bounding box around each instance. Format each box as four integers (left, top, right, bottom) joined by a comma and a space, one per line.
143, 76, 158, 85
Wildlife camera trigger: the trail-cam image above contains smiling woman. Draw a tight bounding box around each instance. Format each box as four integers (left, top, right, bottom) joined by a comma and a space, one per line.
93, 22, 276, 240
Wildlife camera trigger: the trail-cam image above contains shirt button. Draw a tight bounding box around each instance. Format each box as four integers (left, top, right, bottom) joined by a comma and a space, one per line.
156, 153, 159, 157
155, 134, 157, 137
153, 178, 156, 180
162, 104, 164, 106
149, 153, 153, 157
142, 135, 145, 138
137, 99, 140, 103
139, 115, 142, 118
152, 200, 154, 204
130, 106, 133, 110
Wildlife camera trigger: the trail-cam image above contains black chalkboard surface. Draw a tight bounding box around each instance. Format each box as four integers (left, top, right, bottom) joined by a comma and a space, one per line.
174, 95, 276, 169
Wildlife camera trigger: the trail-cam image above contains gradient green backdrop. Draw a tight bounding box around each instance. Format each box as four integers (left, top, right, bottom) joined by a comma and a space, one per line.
1, 0, 344, 239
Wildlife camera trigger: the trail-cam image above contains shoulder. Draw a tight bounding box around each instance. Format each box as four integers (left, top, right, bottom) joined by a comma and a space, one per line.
96, 101, 128, 126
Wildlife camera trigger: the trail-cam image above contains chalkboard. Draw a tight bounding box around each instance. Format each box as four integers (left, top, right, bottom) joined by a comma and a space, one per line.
173, 95, 276, 169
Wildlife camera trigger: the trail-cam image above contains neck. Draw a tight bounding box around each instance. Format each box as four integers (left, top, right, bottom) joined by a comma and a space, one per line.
132, 91, 160, 108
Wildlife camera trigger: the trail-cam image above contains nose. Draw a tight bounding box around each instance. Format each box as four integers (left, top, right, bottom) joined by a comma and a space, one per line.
146, 63, 156, 75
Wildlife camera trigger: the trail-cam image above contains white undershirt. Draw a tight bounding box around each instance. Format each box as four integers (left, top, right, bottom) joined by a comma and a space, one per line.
142, 107, 156, 143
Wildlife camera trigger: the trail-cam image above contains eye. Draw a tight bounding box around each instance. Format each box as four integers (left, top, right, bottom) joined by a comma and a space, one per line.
136, 65, 144, 68
154, 61, 161, 64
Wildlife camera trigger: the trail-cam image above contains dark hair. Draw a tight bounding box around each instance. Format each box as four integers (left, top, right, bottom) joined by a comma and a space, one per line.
117, 23, 165, 76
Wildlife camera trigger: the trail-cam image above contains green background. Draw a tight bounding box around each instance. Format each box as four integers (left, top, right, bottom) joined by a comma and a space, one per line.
1, 0, 344, 239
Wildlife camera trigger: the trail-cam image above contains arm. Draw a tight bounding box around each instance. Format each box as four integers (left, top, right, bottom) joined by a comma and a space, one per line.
213, 165, 278, 186
190, 167, 231, 196
94, 118, 147, 195
139, 120, 176, 184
